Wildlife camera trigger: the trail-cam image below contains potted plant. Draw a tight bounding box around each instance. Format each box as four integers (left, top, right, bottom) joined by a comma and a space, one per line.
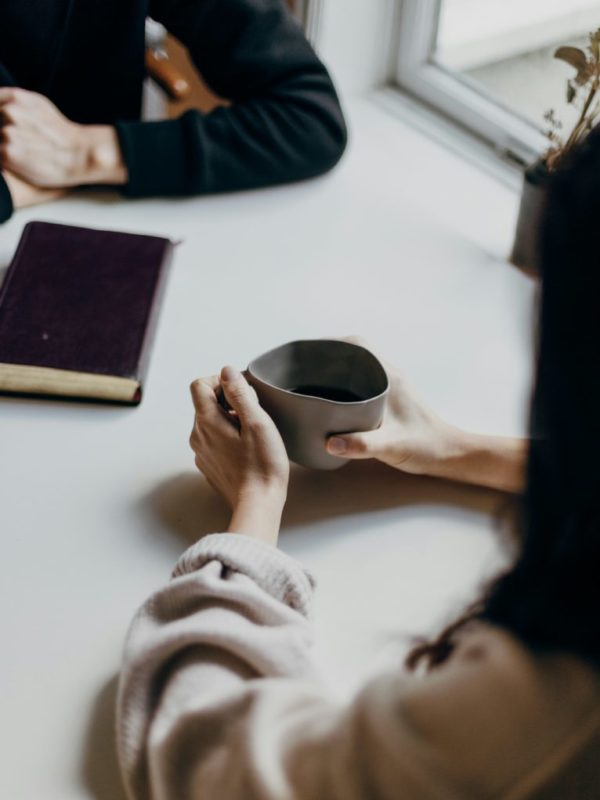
511, 28, 600, 272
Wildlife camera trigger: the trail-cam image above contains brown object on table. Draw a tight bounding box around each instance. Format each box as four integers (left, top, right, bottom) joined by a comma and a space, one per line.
164, 35, 227, 117
145, 48, 191, 101
162, 0, 299, 117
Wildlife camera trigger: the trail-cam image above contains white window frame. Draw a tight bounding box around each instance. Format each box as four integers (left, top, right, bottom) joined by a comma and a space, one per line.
292, 0, 323, 45
395, 0, 549, 166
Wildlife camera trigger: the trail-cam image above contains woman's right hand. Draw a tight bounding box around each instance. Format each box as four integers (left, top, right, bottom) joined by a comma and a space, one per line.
326, 357, 455, 476
325, 339, 527, 493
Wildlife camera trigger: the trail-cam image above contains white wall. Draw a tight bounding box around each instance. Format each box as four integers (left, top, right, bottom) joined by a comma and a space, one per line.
316, 0, 400, 96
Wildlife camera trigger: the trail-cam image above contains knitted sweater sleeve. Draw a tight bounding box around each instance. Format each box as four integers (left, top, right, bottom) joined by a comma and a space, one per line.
116, 533, 468, 800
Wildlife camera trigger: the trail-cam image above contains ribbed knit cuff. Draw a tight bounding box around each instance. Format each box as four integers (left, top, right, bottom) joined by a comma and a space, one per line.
0, 173, 14, 224
115, 114, 194, 198
172, 533, 315, 618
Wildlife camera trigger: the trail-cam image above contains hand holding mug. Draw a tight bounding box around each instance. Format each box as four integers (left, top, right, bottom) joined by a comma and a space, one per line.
326, 338, 526, 493
190, 367, 289, 545
326, 361, 454, 476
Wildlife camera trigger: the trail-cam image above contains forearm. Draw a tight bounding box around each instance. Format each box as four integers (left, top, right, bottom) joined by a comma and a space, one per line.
429, 426, 527, 493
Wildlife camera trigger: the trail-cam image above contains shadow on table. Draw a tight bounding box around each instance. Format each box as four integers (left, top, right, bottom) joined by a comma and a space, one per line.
81, 675, 128, 800
143, 460, 515, 549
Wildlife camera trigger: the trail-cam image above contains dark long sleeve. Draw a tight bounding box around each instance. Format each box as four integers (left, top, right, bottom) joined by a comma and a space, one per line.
0, 62, 16, 224
116, 0, 347, 198
0, 173, 14, 224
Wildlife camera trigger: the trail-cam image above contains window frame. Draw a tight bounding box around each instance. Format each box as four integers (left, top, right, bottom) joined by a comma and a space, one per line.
394, 0, 549, 166
291, 0, 323, 44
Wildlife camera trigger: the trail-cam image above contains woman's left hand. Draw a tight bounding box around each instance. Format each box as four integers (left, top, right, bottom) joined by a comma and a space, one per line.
190, 367, 289, 545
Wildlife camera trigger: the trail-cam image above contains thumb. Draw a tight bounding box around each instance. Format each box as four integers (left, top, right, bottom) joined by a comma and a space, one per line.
220, 366, 260, 425
326, 429, 385, 459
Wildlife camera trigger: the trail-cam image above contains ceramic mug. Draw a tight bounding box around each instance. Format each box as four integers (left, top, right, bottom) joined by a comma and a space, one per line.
246, 339, 389, 470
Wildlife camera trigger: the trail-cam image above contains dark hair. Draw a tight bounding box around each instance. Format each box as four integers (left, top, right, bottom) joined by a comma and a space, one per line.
410, 129, 600, 671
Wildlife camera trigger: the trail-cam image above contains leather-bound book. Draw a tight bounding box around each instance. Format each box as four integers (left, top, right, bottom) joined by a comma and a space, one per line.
0, 221, 174, 404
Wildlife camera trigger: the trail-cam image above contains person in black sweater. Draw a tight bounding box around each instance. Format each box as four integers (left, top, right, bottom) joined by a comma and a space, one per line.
0, 0, 347, 224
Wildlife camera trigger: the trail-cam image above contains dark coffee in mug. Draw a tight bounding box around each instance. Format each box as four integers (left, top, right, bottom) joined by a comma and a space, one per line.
289, 385, 363, 402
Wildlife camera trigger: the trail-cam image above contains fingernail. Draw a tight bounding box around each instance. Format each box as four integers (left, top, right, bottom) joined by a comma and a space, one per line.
328, 437, 347, 455
221, 366, 239, 382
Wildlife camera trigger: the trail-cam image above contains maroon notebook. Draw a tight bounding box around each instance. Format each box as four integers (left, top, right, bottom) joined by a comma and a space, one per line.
0, 221, 174, 404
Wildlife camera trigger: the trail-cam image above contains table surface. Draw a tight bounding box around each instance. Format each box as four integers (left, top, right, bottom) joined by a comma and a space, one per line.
0, 99, 536, 800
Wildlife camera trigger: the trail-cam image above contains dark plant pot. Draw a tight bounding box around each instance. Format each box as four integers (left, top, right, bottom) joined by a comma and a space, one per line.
510, 159, 551, 274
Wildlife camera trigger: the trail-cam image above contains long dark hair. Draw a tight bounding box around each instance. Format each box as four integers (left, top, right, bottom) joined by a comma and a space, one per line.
409, 130, 600, 671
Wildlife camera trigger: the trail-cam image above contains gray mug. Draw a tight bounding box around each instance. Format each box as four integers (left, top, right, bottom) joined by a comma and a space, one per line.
246, 339, 389, 470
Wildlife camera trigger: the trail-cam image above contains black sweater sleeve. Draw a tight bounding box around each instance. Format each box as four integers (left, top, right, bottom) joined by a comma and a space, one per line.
116, 0, 347, 198
0, 173, 14, 224
0, 62, 16, 223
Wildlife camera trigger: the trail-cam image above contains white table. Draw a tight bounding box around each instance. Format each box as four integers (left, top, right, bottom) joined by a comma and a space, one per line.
0, 99, 535, 800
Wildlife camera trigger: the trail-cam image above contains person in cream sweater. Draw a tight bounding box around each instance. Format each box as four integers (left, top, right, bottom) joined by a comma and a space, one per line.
117, 134, 600, 799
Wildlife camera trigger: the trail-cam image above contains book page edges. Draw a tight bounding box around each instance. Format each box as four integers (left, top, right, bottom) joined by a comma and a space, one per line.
0, 363, 140, 402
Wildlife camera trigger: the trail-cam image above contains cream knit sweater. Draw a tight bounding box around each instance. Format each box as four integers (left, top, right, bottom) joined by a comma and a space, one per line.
117, 533, 600, 800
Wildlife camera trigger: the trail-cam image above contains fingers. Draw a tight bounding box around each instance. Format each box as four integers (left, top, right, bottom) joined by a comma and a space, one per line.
326, 429, 386, 460
190, 368, 268, 439
219, 366, 262, 426
0, 88, 15, 106
189, 376, 235, 457
190, 375, 220, 415
0, 98, 34, 127
0, 88, 36, 107
0, 89, 29, 125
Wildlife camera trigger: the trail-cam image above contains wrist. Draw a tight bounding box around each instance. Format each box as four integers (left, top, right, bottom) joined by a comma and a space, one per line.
427, 424, 475, 477
75, 125, 128, 185
228, 482, 287, 546
389, 421, 465, 478
239, 476, 288, 502
428, 426, 527, 493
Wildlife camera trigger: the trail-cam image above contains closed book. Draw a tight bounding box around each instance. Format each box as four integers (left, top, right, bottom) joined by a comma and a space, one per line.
0, 221, 173, 404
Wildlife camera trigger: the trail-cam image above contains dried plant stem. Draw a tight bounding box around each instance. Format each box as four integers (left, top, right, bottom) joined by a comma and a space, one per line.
563, 76, 600, 156
544, 30, 600, 169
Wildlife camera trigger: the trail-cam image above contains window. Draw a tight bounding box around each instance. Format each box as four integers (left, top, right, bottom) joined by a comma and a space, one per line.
292, 0, 323, 44
395, 0, 599, 165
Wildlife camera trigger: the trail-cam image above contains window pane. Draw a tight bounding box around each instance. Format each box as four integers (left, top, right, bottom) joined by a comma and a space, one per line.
435, 0, 599, 131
